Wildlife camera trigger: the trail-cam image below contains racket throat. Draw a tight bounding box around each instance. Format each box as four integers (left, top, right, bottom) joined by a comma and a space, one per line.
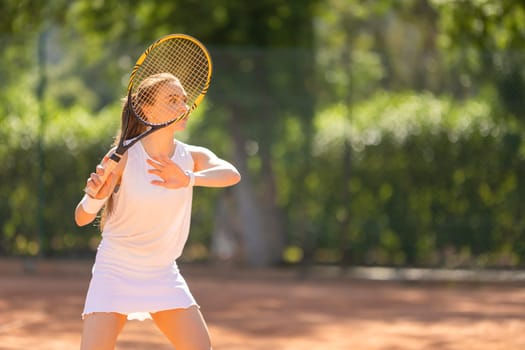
109, 152, 122, 163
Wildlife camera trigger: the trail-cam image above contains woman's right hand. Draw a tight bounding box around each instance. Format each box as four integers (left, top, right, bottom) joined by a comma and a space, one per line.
85, 156, 118, 199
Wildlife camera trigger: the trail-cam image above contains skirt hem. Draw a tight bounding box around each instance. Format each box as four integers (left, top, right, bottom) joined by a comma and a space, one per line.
81, 302, 199, 321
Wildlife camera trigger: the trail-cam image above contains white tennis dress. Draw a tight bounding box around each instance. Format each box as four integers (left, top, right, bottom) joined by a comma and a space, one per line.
82, 140, 197, 321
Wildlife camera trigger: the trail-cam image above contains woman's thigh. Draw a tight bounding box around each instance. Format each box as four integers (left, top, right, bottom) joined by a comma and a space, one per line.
151, 306, 211, 350
80, 312, 127, 350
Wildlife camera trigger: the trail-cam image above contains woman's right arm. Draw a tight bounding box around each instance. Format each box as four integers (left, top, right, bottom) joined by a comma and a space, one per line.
74, 174, 114, 226
74, 151, 125, 226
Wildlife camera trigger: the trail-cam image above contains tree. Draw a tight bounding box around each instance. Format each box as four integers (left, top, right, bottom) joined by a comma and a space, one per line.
1, 0, 322, 266
431, 0, 525, 120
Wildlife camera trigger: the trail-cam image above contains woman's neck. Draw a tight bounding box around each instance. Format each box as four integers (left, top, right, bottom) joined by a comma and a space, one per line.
141, 131, 176, 159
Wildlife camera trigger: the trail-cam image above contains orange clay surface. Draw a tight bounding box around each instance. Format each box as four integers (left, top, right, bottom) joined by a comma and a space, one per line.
1, 258, 525, 350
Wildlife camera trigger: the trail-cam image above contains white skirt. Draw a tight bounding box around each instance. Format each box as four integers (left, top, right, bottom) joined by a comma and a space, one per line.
82, 257, 197, 321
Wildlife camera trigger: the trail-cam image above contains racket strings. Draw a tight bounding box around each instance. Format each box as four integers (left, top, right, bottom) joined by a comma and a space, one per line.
130, 37, 211, 126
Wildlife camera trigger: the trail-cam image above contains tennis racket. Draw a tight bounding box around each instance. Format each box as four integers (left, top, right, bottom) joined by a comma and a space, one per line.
85, 34, 212, 197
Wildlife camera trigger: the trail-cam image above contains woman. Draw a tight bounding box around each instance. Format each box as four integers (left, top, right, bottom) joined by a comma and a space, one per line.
75, 73, 241, 350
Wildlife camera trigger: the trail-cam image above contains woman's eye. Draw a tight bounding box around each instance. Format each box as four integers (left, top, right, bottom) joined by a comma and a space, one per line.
172, 97, 187, 104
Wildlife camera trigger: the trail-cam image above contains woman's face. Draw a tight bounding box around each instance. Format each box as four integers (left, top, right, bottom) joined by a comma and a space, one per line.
143, 79, 189, 125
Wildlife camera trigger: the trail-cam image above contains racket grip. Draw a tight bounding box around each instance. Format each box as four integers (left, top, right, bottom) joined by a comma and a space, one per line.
84, 157, 119, 198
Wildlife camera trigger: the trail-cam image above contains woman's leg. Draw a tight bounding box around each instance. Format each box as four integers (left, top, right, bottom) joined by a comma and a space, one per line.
151, 306, 212, 350
80, 312, 127, 350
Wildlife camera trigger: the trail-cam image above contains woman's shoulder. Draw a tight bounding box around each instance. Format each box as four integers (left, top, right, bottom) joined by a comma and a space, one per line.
183, 143, 218, 157
176, 140, 208, 154
175, 141, 220, 163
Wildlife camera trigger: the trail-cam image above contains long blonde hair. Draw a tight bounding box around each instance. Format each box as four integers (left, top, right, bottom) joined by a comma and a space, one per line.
99, 73, 180, 230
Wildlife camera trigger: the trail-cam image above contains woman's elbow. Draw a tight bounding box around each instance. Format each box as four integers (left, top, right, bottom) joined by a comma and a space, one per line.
75, 215, 89, 227
75, 216, 90, 227
74, 206, 94, 227
231, 170, 241, 185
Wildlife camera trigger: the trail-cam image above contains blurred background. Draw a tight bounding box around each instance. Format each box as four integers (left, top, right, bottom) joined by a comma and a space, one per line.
1, 0, 525, 271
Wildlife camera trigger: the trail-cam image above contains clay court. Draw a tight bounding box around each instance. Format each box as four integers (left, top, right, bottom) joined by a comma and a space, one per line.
1, 259, 525, 350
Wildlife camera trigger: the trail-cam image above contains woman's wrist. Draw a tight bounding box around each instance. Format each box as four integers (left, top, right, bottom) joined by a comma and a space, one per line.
185, 170, 196, 187
80, 194, 108, 214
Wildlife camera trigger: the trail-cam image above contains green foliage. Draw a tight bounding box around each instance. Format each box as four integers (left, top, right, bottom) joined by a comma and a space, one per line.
307, 91, 525, 267
2, 0, 525, 269
0, 93, 118, 255
432, 0, 525, 119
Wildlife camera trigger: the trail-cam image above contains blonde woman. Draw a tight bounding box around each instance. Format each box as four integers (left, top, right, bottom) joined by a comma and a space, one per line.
75, 73, 240, 350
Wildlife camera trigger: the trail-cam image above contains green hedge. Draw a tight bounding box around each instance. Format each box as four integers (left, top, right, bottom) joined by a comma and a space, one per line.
309, 92, 525, 267
2, 89, 525, 268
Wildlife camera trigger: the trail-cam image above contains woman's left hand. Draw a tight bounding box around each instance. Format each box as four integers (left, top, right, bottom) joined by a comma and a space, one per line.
147, 156, 190, 189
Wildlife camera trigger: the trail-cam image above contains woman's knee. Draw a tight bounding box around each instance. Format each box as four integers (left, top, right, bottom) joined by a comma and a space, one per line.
80, 312, 127, 350
151, 306, 211, 350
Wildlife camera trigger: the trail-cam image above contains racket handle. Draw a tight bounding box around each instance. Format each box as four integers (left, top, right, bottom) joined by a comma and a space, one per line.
84, 156, 119, 198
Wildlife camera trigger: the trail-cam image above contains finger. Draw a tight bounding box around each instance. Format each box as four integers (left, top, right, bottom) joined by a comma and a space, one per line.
152, 155, 173, 166
103, 172, 114, 186
85, 178, 95, 191
151, 180, 167, 188
89, 173, 102, 187
147, 158, 163, 169
95, 164, 105, 176
159, 155, 172, 164
147, 169, 162, 175
98, 172, 115, 198
85, 177, 101, 196
150, 156, 163, 163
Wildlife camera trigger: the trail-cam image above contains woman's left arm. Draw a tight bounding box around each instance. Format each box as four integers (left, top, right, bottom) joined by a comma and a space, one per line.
190, 145, 241, 188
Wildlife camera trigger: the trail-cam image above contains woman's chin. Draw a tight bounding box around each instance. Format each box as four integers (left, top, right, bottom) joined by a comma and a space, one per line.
173, 120, 188, 131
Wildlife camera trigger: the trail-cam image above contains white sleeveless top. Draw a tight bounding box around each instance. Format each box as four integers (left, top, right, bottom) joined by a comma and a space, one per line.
82, 140, 197, 321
